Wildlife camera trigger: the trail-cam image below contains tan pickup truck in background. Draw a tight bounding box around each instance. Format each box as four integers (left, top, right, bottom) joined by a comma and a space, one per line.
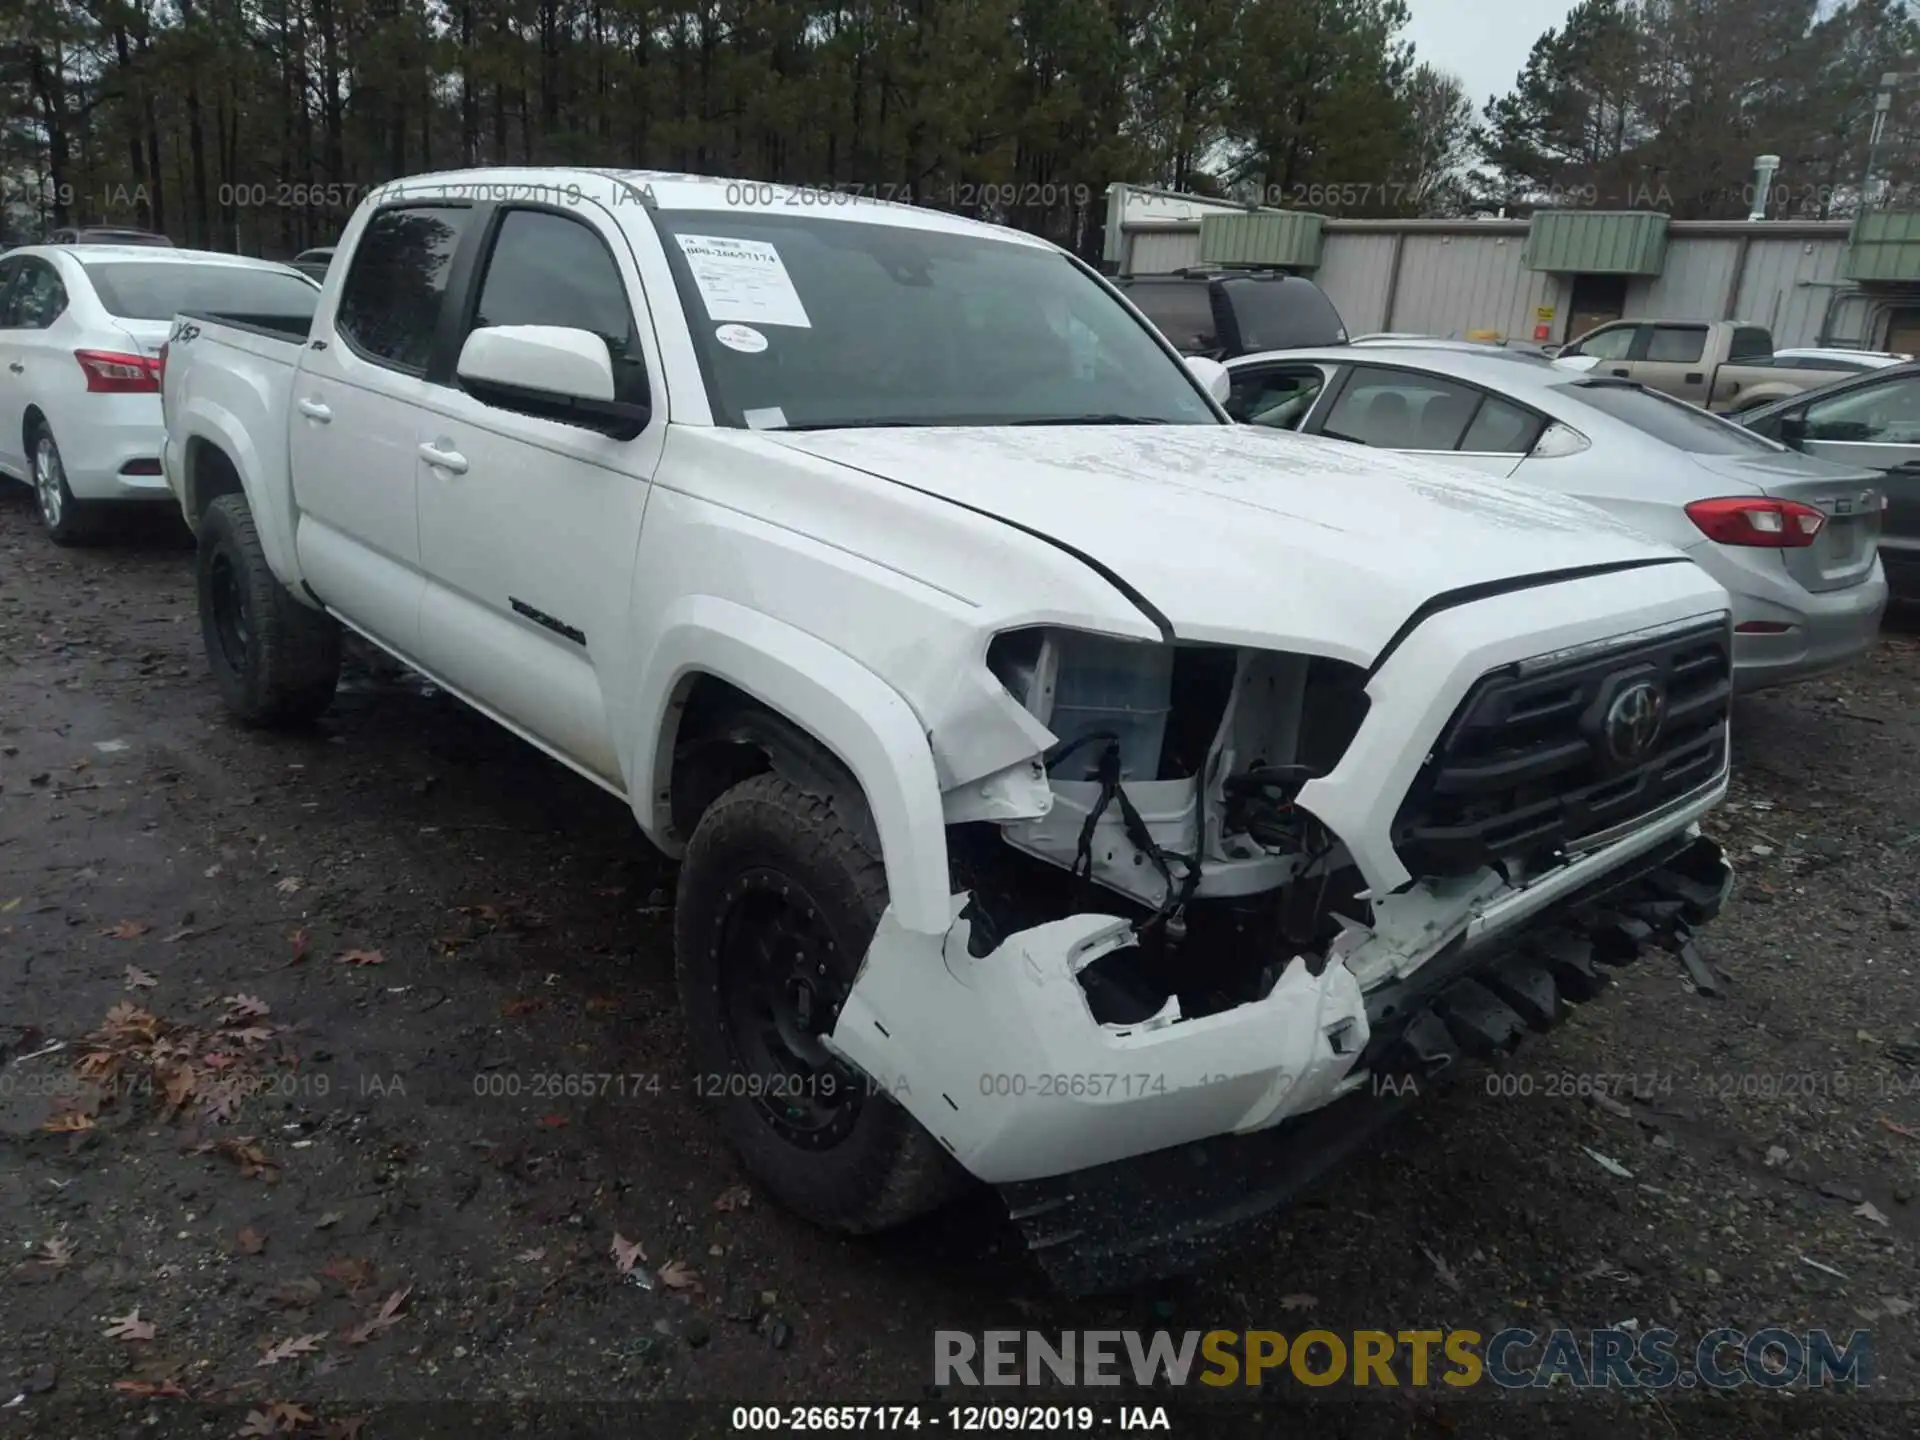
1556, 319, 1838, 414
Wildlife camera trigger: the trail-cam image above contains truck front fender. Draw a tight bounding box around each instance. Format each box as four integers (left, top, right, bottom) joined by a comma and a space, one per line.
174, 397, 303, 592
632, 596, 953, 938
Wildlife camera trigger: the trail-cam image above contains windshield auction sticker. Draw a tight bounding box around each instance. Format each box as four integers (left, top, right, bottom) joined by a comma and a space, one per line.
675, 235, 812, 328
715, 323, 769, 353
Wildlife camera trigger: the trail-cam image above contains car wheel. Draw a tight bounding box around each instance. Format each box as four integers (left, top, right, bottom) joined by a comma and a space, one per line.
196, 493, 342, 727
675, 771, 965, 1232
29, 422, 98, 547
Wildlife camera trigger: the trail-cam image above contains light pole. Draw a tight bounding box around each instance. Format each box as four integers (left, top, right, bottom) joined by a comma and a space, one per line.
1862, 70, 1920, 211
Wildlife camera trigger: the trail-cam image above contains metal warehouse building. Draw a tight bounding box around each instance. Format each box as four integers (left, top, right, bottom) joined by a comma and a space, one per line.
1102, 185, 1920, 355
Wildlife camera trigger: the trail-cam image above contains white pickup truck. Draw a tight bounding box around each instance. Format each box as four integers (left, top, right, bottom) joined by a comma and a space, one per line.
161, 168, 1736, 1292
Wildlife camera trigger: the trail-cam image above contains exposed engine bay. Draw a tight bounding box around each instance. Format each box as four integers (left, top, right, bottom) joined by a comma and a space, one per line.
957, 628, 1379, 1028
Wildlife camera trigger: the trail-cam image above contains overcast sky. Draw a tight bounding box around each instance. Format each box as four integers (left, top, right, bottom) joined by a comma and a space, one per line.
1404, 0, 1582, 113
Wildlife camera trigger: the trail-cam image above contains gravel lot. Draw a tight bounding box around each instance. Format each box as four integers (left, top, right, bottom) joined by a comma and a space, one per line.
3, 487, 1918, 1438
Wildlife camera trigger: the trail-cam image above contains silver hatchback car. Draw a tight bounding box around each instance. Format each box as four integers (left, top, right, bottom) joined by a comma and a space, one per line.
1222, 344, 1889, 691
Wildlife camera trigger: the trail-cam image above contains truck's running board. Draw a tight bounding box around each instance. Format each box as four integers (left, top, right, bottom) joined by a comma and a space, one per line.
997, 835, 1732, 1296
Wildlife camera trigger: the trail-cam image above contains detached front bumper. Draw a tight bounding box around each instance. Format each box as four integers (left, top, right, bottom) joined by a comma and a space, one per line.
994, 831, 1733, 1295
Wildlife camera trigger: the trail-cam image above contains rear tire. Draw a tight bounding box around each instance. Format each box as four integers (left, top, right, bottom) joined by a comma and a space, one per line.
29, 421, 99, 547
196, 493, 341, 727
675, 772, 965, 1233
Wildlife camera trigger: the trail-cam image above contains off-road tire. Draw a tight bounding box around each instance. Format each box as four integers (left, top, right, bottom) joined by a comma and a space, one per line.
28, 421, 100, 547
676, 772, 966, 1232
196, 493, 341, 727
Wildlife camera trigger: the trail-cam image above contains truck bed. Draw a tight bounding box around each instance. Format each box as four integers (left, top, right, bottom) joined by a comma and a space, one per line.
175, 310, 313, 344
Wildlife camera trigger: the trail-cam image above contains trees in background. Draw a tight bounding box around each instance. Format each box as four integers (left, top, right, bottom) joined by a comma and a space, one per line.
1, 0, 1913, 252
1475, 0, 1919, 217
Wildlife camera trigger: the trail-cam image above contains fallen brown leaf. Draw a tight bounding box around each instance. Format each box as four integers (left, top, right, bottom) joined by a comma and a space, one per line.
320, 1256, 378, 1294
274, 876, 305, 895
537, 1114, 568, 1128
321, 1418, 367, 1440
236, 1227, 267, 1256
222, 994, 271, 1022
713, 1184, 753, 1213
237, 1413, 277, 1438
658, 1258, 699, 1290
100, 919, 152, 940
255, 1331, 328, 1367
268, 1277, 324, 1309
514, 1247, 546, 1263
1856, 1200, 1892, 1227
103, 1308, 156, 1342
43, 1110, 95, 1133
343, 1285, 412, 1345
38, 1235, 75, 1268
112, 1378, 189, 1398
610, 1233, 646, 1275
336, 949, 386, 967
123, 965, 159, 990
288, 928, 311, 963
499, 996, 546, 1016
1879, 1116, 1920, 1141
1279, 1293, 1317, 1311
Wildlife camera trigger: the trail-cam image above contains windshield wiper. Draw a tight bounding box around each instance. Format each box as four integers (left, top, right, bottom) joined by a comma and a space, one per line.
1007, 414, 1172, 425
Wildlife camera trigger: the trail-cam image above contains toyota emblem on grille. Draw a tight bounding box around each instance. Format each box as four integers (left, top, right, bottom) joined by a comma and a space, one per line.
1604, 681, 1666, 763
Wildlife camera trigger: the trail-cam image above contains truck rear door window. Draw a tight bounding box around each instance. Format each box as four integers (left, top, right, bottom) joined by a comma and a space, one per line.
1645, 325, 1707, 364
336, 205, 471, 374
1729, 326, 1773, 361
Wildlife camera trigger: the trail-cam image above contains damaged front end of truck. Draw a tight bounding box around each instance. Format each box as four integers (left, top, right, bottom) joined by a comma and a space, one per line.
824, 593, 1737, 1294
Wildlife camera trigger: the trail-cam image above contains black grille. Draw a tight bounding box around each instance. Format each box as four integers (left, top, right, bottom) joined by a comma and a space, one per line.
1392, 617, 1731, 879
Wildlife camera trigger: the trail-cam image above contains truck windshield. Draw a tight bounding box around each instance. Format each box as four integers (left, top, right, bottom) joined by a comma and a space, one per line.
77, 260, 320, 322
650, 210, 1220, 429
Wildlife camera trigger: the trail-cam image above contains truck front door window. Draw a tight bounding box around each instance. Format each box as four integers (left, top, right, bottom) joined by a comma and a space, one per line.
335, 205, 471, 374
1572, 326, 1636, 362
465, 208, 648, 408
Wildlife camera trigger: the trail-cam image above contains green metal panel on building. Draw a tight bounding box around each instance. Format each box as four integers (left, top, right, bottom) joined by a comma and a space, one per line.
1843, 211, 1920, 282
1197, 211, 1325, 269
1524, 211, 1669, 274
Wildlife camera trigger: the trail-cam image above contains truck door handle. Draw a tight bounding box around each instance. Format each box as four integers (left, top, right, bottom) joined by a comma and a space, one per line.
418, 441, 468, 474
296, 398, 332, 422
1684, 371, 1703, 383
1608, 367, 1630, 377
6, 362, 21, 374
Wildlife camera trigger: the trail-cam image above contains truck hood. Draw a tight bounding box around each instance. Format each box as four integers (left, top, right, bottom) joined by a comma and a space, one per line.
762, 424, 1687, 661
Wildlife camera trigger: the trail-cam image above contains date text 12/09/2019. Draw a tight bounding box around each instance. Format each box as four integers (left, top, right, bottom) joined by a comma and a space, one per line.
730, 1406, 1173, 1431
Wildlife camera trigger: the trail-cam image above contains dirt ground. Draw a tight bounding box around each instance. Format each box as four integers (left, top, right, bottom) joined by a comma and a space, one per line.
3, 486, 1920, 1439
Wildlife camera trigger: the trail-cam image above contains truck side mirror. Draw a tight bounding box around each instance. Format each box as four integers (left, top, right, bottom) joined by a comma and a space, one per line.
1778, 413, 1808, 447
456, 324, 650, 439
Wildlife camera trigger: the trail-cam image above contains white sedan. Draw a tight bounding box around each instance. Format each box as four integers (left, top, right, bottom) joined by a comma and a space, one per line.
0, 244, 319, 544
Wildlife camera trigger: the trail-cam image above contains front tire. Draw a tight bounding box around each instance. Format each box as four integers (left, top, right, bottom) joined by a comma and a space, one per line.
196, 494, 341, 727
675, 772, 964, 1232
30, 422, 98, 547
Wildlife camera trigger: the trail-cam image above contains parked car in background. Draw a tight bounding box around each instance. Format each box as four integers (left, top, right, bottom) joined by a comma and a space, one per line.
0, 244, 319, 544
1739, 361, 1920, 601
1556, 320, 1836, 413
43, 226, 173, 247
290, 246, 335, 282
1114, 267, 1347, 358
1225, 343, 1888, 691
1768, 347, 1910, 373
160, 166, 1737, 1293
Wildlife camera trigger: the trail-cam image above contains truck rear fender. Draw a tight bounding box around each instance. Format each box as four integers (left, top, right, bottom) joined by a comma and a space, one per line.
174, 384, 304, 591
631, 595, 953, 938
